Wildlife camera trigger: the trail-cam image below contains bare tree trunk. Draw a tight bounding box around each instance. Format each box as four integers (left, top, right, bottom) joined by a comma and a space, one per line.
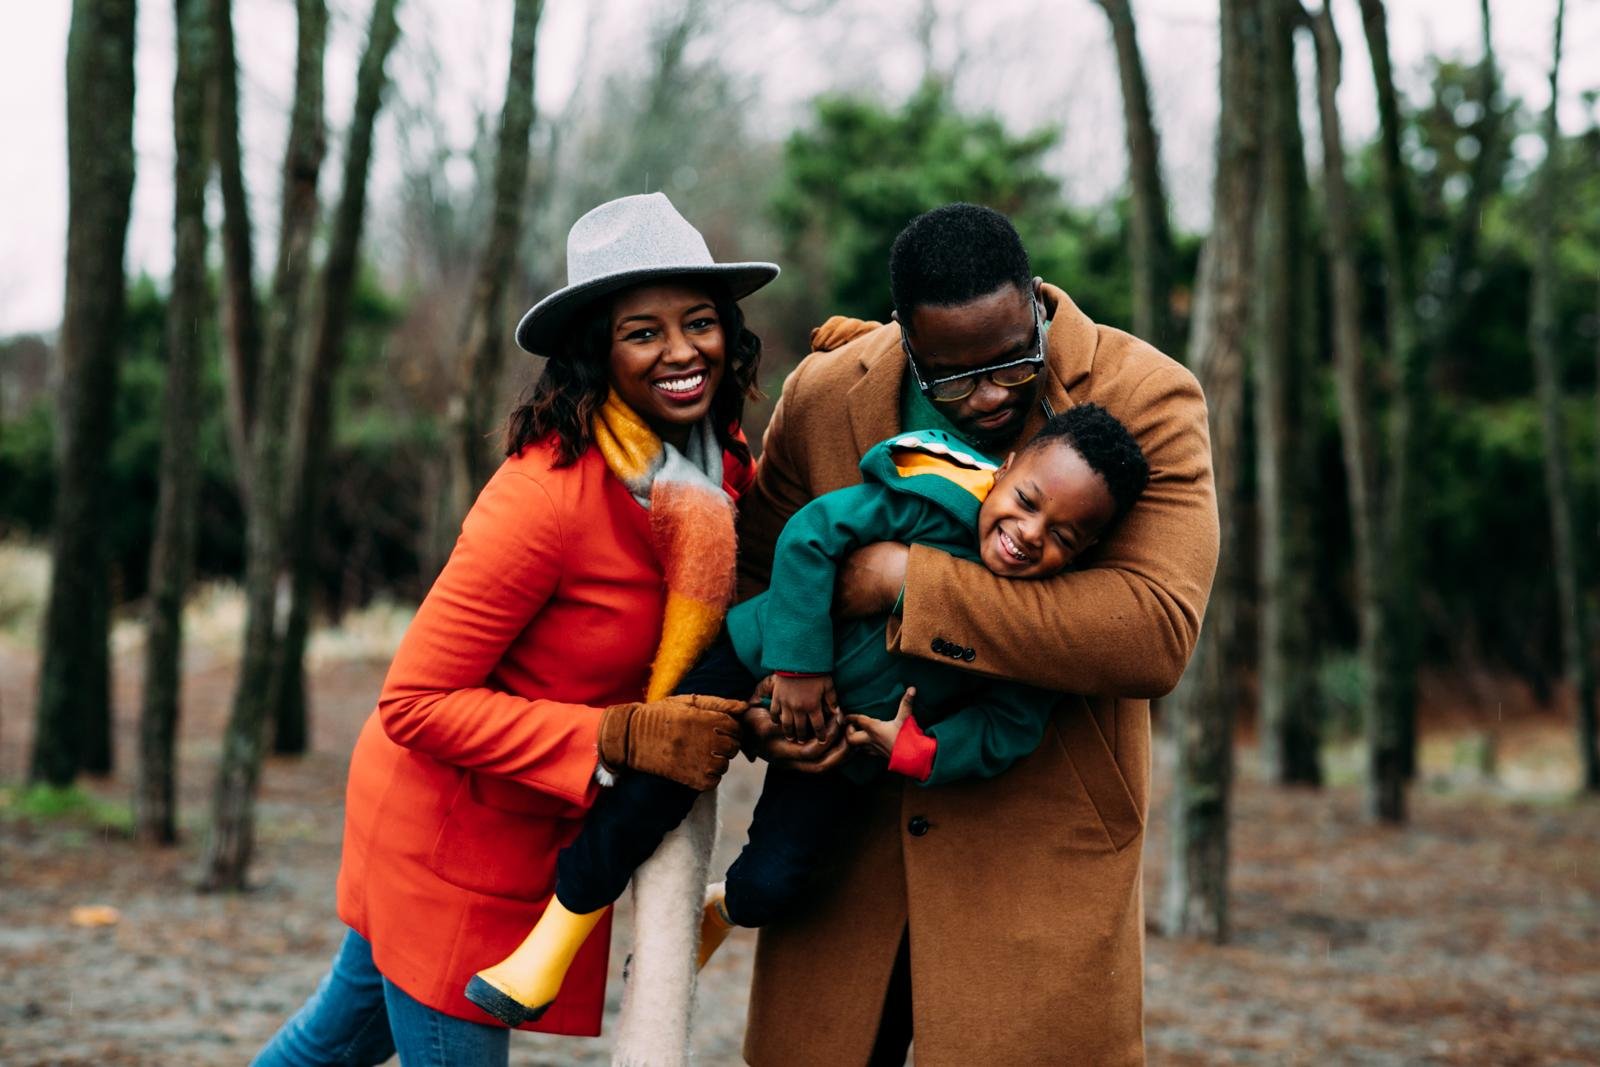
913, 0, 938, 82
1162, 0, 1262, 944
31, 0, 139, 787
445, 0, 543, 532
1094, 0, 1175, 352
209, 0, 262, 502
271, 0, 402, 756
1254, 0, 1322, 787
1592, 264, 1600, 791
1309, 4, 1385, 802
606, 0, 707, 194
1332, 0, 1499, 817
250, 0, 329, 759
1527, 0, 1596, 796
1419, 0, 1502, 353
199, 0, 336, 890
137, 0, 211, 844
1357, 0, 1418, 822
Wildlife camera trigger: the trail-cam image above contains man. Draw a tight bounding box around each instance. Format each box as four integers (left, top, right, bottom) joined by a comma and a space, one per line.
736, 204, 1218, 1065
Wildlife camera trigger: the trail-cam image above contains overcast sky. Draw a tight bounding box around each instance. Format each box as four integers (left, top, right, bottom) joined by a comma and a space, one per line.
3, 0, 1597, 336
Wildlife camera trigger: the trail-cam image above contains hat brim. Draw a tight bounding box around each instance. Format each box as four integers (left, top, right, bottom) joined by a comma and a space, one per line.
514, 262, 780, 357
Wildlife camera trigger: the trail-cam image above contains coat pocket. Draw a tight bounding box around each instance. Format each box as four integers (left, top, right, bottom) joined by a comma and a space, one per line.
425, 773, 576, 901
1052, 705, 1144, 851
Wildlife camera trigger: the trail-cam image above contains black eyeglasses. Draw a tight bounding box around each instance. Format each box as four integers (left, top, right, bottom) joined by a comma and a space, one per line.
902, 299, 1046, 403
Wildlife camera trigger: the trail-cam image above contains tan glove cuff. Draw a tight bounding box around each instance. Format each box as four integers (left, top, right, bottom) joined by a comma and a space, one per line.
597, 703, 635, 771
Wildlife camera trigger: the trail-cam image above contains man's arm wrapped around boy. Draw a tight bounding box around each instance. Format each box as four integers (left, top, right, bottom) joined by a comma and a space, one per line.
890, 361, 1218, 698
756, 484, 937, 676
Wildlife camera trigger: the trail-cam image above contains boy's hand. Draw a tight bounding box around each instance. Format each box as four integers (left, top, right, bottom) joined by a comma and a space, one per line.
769, 673, 839, 743
741, 704, 852, 774
845, 686, 916, 759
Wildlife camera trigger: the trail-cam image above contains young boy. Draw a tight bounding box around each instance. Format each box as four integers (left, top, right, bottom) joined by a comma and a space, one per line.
467, 404, 1149, 1026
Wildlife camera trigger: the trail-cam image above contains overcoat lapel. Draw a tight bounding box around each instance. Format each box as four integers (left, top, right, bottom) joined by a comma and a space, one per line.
845, 328, 906, 460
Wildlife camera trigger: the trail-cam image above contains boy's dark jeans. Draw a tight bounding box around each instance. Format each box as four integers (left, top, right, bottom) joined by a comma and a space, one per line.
554, 633, 868, 926
721, 763, 864, 927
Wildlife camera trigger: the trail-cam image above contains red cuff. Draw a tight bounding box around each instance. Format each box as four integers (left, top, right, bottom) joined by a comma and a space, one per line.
887, 716, 936, 782
774, 670, 826, 678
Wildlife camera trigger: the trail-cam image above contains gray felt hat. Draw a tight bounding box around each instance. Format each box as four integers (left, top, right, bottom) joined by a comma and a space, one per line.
514, 192, 780, 356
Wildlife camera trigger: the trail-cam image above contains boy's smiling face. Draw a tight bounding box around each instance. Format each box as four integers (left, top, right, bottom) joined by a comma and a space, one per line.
976, 439, 1118, 579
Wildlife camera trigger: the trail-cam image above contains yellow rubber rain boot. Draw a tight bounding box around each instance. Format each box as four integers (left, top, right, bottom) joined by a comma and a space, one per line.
465, 898, 607, 1027
697, 882, 735, 970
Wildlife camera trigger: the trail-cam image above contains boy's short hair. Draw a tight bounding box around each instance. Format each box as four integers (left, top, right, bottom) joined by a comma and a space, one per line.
1025, 403, 1149, 521
889, 204, 1032, 320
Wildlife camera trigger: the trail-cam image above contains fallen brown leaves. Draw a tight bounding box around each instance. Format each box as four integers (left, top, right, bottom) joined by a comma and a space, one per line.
0, 632, 1595, 1065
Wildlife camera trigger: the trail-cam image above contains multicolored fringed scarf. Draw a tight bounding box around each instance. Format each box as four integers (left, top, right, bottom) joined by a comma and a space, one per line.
591, 390, 737, 702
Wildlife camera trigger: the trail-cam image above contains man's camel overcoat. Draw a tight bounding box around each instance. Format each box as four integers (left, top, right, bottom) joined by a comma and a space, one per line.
735, 284, 1219, 1066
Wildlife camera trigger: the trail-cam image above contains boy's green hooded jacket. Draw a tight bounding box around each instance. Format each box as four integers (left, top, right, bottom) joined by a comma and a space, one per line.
725, 429, 1057, 786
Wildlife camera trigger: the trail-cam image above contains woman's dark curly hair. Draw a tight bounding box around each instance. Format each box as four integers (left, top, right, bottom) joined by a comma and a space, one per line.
504, 279, 763, 467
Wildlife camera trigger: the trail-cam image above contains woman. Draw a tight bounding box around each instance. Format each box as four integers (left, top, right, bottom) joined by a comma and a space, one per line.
253, 192, 778, 1067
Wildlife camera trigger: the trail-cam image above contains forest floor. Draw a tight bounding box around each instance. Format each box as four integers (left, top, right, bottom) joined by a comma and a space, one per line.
0, 583, 1597, 1066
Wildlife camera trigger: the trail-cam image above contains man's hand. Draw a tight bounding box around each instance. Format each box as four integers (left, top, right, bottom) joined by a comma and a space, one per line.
845, 686, 915, 759
742, 675, 851, 773
835, 542, 909, 619
770, 673, 838, 742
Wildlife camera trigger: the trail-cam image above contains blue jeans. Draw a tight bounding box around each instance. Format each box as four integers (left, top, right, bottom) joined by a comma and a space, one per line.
253, 929, 510, 1067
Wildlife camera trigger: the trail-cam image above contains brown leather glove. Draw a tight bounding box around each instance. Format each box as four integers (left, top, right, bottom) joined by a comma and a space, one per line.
597, 694, 745, 791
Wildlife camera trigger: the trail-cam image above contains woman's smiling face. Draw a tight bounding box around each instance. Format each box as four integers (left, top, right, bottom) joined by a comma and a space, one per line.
606, 282, 727, 445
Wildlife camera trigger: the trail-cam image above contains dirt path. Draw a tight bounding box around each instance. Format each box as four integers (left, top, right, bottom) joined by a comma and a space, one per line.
1, 630, 1597, 1066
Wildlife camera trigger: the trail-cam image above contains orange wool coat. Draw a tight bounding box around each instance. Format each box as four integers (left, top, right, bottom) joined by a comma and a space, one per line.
335, 434, 752, 1035
736, 285, 1219, 1066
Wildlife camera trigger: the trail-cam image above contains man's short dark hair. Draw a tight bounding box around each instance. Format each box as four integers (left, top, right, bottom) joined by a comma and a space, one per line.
1027, 403, 1150, 521
890, 204, 1032, 321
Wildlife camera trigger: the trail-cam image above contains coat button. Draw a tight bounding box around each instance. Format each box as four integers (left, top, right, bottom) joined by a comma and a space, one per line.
908, 815, 930, 837
931, 637, 947, 654
962, 647, 976, 662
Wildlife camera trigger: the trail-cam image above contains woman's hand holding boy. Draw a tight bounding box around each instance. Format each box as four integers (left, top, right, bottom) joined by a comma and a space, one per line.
597, 694, 746, 791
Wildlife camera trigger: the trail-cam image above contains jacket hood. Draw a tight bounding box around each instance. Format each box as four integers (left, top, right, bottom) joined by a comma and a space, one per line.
858, 429, 998, 528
